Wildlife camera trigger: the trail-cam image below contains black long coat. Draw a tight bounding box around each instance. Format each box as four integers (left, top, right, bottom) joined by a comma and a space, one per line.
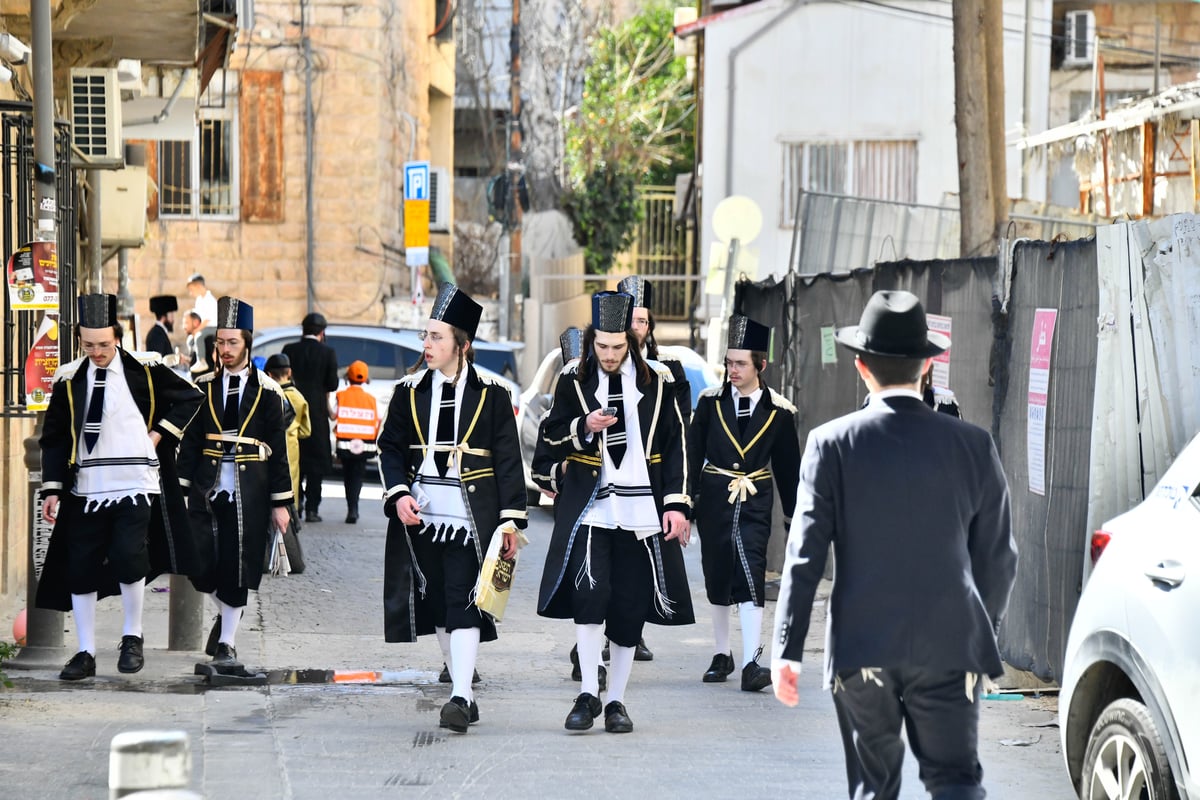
532, 358, 695, 627
177, 367, 293, 593
36, 350, 203, 611
282, 337, 338, 473
687, 383, 801, 605
145, 323, 172, 358
378, 365, 528, 643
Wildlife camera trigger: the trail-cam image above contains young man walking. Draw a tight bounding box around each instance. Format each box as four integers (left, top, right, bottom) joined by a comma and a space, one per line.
333, 360, 379, 524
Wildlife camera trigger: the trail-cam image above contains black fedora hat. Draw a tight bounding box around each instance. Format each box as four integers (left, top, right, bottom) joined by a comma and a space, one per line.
835, 290, 949, 358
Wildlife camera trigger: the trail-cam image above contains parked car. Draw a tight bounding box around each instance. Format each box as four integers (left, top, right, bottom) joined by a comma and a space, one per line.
1059, 431, 1200, 799
515, 345, 720, 503
253, 325, 520, 463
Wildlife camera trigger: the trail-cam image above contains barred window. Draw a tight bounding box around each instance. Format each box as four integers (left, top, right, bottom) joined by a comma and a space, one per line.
159, 71, 239, 220
781, 139, 917, 226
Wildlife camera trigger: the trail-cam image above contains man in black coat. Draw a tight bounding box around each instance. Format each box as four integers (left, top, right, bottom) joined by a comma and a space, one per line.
145, 295, 178, 358
37, 294, 203, 681
771, 291, 1018, 800
282, 312, 338, 522
533, 291, 694, 735
178, 297, 293, 668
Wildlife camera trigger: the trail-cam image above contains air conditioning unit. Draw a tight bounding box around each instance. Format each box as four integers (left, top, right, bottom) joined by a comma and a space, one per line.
1064, 10, 1095, 67
69, 68, 125, 168
429, 166, 450, 232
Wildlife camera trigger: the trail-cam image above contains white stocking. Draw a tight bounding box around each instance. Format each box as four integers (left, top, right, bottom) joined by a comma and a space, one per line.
449, 628, 480, 702
71, 592, 98, 655
119, 579, 146, 638
218, 600, 243, 647
606, 643, 635, 705
711, 603, 731, 655
739, 601, 764, 667
575, 623, 604, 697
436, 626, 452, 672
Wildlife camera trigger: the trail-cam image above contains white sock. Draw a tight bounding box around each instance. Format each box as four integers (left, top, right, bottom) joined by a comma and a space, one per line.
606, 643, 635, 705
739, 602, 764, 667
218, 600, 243, 646
71, 592, 98, 655
449, 628, 480, 702
576, 624, 605, 697
711, 603, 731, 655
119, 579, 146, 638
436, 626, 452, 672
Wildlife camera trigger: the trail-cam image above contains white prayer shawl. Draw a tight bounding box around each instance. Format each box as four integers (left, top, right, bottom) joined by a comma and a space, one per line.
581, 358, 660, 538
73, 355, 160, 511
413, 369, 473, 545
212, 366, 248, 501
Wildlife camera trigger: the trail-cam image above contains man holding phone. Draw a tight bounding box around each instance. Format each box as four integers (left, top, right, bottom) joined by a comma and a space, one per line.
533, 290, 694, 735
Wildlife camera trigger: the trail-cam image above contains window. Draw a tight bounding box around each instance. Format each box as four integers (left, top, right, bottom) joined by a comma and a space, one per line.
781, 139, 918, 226
159, 71, 239, 219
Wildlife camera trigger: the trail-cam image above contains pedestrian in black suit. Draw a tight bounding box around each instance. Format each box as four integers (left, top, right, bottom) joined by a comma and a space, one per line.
771, 290, 1018, 800
282, 313, 338, 522
145, 295, 178, 358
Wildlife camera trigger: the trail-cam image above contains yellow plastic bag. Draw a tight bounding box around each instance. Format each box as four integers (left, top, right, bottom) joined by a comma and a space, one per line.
473, 525, 528, 622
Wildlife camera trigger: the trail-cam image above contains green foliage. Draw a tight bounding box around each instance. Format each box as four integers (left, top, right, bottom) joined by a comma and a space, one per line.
564, 0, 695, 273
0, 641, 17, 688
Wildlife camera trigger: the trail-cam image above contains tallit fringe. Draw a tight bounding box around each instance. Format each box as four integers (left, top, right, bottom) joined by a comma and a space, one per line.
646, 537, 674, 619
573, 526, 597, 591
82, 492, 152, 514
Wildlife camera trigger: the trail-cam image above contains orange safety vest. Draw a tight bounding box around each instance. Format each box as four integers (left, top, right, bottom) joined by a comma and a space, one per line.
334, 385, 380, 454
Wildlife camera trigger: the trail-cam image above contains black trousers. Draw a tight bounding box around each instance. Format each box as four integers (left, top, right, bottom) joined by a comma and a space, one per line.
831, 667, 985, 800
60, 494, 153, 590
339, 452, 369, 513
190, 495, 250, 608
565, 525, 653, 647
410, 532, 485, 633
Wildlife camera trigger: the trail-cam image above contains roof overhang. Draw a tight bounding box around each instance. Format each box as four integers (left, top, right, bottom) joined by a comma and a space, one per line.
674, 0, 783, 38
1015, 81, 1200, 150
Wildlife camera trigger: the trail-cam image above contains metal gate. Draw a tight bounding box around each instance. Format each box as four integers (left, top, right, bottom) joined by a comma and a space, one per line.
2, 102, 79, 410
627, 185, 694, 321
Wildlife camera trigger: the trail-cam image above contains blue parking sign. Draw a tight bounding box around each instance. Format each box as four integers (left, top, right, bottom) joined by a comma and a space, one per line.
404, 161, 430, 202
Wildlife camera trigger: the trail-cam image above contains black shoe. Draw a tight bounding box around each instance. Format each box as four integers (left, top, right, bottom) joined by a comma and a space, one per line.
205, 616, 221, 657
741, 647, 772, 692
440, 696, 471, 733
211, 642, 239, 666
345, 514, 358, 524
60, 651, 96, 681
634, 638, 654, 661
305, 512, 322, 523
564, 692, 603, 731
438, 663, 481, 684
469, 700, 480, 725
117, 635, 144, 674
604, 700, 634, 733
568, 646, 606, 689
602, 640, 610, 661
702, 652, 735, 683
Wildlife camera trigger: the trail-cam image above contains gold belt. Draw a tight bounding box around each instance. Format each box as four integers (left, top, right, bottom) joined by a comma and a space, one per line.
206, 433, 272, 461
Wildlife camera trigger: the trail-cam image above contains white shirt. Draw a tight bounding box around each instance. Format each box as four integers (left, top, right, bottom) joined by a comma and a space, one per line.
732, 384, 763, 416
413, 369, 472, 544
74, 354, 161, 508
867, 388, 923, 408
214, 365, 249, 498
193, 290, 218, 329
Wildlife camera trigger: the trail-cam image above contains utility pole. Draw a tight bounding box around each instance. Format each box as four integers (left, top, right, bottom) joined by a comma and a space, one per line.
506, 0, 523, 342
953, 0, 1008, 257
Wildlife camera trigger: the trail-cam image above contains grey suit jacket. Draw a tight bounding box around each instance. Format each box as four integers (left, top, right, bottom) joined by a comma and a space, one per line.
771, 394, 1017, 684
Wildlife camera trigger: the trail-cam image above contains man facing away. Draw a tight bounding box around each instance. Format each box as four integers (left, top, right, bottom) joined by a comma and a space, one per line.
283, 312, 338, 522
265, 353, 311, 508
37, 293, 203, 680
771, 290, 1018, 800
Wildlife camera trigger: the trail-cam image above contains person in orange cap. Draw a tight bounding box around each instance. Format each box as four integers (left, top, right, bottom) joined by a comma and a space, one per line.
333, 360, 380, 524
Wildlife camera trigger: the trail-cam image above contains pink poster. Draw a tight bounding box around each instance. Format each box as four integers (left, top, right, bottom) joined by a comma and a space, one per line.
1027, 309, 1058, 495
6, 240, 59, 311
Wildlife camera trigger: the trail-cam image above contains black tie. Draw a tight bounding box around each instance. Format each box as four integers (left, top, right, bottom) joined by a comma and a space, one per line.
737, 395, 751, 434
434, 381, 456, 477
83, 367, 107, 452
223, 374, 241, 454
606, 372, 627, 469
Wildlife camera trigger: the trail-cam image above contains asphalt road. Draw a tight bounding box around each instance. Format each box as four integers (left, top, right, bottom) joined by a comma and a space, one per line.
0, 483, 1075, 799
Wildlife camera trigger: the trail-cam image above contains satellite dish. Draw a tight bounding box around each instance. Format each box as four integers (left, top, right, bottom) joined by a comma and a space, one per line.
712, 195, 762, 244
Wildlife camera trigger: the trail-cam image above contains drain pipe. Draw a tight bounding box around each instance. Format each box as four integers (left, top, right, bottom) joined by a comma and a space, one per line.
724, 1, 810, 199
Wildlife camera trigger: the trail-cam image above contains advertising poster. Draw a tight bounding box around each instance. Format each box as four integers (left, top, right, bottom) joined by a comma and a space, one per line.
24, 314, 60, 411
926, 313, 952, 389
6, 240, 59, 310
1027, 309, 1058, 495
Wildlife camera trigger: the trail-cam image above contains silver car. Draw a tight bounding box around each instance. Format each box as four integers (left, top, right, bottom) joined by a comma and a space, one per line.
1060, 431, 1200, 799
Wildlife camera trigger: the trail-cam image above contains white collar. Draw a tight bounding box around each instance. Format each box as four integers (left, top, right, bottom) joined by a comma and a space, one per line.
431, 367, 463, 392
303, 334, 321, 341
732, 383, 762, 403
224, 365, 250, 380
91, 353, 124, 376
871, 388, 922, 402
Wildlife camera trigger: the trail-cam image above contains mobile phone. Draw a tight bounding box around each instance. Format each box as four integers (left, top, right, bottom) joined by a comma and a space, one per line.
600, 406, 617, 417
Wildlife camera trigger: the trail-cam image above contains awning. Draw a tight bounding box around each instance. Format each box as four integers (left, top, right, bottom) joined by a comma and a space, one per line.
674, 0, 782, 38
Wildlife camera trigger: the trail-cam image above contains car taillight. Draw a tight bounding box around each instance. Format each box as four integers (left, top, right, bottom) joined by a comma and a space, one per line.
1091, 529, 1112, 565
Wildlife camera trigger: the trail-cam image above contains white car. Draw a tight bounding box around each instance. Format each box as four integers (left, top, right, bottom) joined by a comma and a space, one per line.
1060, 431, 1200, 799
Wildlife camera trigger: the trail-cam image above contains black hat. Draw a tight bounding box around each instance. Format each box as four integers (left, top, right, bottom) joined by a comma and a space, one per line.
835, 290, 949, 358
149, 295, 178, 316
301, 312, 327, 333
616, 276, 652, 309
430, 283, 483, 340
78, 294, 118, 329
559, 327, 584, 363
216, 296, 254, 331
727, 315, 771, 353
591, 291, 633, 334
265, 353, 290, 372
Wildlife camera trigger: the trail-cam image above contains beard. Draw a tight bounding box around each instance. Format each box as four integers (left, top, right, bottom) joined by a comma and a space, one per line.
162, 319, 174, 333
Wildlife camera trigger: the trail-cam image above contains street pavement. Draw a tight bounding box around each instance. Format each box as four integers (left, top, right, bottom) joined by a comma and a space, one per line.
0, 482, 1075, 799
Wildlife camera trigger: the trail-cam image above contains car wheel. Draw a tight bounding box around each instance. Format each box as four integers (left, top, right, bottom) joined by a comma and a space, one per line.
1080, 697, 1179, 800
